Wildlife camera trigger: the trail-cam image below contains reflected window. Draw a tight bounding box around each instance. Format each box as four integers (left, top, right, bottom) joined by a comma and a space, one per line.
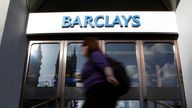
65, 43, 86, 87
144, 43, 178, 87
105, 43, 139, 87
23, 43, 60, 108
27, 44, 60, 87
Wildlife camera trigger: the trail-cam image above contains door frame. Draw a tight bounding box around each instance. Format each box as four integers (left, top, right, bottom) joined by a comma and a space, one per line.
21, 39, 186, 108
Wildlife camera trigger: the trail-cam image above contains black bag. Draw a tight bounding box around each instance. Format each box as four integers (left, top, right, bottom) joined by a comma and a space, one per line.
106, 56, 130, 97
91, 56, 130, 97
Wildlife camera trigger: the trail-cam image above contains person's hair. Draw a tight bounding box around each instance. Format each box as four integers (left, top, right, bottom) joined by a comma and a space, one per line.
82, 37, 102, 56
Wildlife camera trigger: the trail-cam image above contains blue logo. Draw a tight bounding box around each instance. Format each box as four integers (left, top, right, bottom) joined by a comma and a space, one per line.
62, 15, 140, 28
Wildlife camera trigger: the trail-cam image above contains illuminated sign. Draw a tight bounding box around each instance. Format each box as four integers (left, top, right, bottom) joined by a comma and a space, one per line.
26, 12, 178, 34
62, 15, 140, 28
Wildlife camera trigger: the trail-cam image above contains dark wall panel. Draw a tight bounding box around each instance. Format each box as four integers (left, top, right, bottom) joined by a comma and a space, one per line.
29, 0, 168, 12
0, 0, 28, 108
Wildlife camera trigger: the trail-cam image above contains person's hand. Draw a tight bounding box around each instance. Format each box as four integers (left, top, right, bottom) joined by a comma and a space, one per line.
106, 75, 119, 86
104, 67, 119, 86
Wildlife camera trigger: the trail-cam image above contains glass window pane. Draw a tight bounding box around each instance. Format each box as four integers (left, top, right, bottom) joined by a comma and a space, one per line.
65, 43, 86, 87
147, 100, 181, 108
144, 43, 179, 87
105, 43, 139, 87
116, 100, 140, 108
23, 43, 60, 108
63, 100, 140, 108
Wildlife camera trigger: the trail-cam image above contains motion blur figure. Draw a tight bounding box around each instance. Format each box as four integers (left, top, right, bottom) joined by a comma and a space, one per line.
81, 37, 119, 108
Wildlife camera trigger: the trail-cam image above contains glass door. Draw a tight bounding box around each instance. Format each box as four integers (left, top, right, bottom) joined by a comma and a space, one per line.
62, 40, 142, 108
104, 40, 142, 108
141, 40, 185, 108
21, 41, 62, 108
63, 41, 86, 108
62, 40, 186, 108
21, 40, 186, 108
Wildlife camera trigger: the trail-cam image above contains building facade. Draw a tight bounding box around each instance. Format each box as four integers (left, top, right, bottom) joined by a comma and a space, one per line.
0, 0, 192, 108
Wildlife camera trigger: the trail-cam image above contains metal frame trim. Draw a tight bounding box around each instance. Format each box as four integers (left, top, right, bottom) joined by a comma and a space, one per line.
20, 40, 62, 108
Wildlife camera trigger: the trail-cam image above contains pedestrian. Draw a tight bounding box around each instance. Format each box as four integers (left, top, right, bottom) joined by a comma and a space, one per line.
81, 37, 119, 108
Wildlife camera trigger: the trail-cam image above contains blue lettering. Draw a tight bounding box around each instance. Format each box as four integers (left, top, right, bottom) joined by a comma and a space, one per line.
105, 15, 113, 27
62, 15, 141, 28
111, 16, 123, 27
94, 15, 104, 28
71, 16, 83, 28
121, 15, 132, 27
132, 15, 140, 27
84, 16, 95, 28
62, 16, 72, 28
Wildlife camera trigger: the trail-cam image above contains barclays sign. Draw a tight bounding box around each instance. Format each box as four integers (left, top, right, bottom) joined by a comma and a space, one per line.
62, 15, 140, 28
26, 12, 178, 34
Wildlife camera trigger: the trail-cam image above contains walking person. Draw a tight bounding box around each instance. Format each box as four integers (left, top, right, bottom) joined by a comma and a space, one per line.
81, 37, 119, 108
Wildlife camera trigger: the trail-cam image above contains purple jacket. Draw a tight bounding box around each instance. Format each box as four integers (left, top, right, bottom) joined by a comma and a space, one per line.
81, 51, 110, 90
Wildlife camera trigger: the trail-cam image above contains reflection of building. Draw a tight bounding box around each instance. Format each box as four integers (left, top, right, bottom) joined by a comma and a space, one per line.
27, 45, 42, 87
66, 47, 77, 86
53, 51, 60, 87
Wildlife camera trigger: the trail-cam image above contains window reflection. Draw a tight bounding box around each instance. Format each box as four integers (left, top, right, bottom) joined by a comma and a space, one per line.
27, 44, 60, 87
23, 43, 60, 108
65, 43, 86, 87
144, 43, 178, 87
105, 43, 139, 87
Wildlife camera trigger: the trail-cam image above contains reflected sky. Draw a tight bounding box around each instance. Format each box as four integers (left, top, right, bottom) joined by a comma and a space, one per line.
144, 43, 178, 87
33, 44, 60, 87
29, 42, 179, 87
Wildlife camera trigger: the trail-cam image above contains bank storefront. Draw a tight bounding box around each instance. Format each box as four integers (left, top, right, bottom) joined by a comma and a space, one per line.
20, 12, 186, 108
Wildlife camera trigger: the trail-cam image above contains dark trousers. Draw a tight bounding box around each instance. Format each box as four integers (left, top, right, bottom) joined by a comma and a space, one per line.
83, 82, 117, 108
